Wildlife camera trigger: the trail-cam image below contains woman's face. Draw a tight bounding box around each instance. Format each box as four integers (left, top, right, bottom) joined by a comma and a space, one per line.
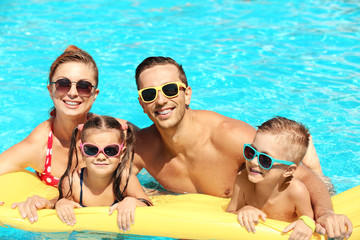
48, 62, 99, 119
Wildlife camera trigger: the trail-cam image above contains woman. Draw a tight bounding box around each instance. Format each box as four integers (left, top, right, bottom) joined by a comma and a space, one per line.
0, 45, 130, 222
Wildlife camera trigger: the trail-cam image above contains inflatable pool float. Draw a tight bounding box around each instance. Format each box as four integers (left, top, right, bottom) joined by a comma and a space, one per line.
0, 171, 359, 239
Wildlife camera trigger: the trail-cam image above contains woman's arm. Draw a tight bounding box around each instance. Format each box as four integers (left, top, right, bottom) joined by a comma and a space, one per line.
0, 121, 47, 176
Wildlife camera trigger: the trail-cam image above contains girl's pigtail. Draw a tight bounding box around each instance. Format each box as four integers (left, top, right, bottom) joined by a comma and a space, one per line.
57, 126, 80, 200
113, 123, 136, 202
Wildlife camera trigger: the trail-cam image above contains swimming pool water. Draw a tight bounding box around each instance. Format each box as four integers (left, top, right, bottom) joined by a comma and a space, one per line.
1, 0, 359, 239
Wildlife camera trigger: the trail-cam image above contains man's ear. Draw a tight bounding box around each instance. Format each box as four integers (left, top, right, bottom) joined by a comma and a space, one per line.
184, 86, 192, 106
138, 97, 147, 113
283, 164, 297, 177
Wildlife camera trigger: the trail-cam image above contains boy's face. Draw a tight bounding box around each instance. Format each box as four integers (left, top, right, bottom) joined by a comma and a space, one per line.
246, 132, 294, 184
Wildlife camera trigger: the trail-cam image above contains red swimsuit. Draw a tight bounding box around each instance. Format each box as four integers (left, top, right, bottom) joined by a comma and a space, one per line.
36, 125, 59, 187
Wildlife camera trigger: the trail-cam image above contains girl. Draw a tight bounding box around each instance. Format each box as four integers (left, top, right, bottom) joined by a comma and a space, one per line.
55, 115, 151, 231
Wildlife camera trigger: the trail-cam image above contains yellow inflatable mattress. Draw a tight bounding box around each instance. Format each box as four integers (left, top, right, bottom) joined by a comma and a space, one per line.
0, 171, 359, 239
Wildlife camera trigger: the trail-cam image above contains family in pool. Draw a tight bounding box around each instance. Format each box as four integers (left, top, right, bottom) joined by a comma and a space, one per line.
0, 45, 353, 239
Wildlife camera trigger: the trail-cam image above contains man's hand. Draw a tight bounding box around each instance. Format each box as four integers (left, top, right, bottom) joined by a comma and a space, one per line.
316, 212, 352, 239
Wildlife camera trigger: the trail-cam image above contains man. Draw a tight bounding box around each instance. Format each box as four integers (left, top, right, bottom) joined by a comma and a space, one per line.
131, 56, 352, 239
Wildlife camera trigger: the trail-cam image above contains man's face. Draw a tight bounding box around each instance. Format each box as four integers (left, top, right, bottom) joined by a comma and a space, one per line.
137, 64, 191, 129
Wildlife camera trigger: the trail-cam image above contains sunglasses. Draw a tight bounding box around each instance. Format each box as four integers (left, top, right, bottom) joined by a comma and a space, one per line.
138, 82, 187, 103
50, 78, 96, 96
243, 144, 294, 170
80, 142, 124, 158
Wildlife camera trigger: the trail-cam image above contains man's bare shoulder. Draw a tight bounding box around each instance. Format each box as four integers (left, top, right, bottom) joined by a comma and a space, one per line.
194, 110, 255, 136
135, 125, 162, 157
194, 110, 256, 151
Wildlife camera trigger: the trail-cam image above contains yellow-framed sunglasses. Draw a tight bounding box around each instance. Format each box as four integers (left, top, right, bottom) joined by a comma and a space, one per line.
138, 82, 187, 103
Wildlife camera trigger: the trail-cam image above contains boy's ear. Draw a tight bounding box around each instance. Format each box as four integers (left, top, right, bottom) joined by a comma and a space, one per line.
283, 164, 297, 177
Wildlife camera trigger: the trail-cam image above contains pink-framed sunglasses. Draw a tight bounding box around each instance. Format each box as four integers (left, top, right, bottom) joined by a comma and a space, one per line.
80, 142, 124, 158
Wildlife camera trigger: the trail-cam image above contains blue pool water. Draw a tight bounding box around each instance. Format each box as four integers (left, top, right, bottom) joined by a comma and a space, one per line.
0, 0, 359, 239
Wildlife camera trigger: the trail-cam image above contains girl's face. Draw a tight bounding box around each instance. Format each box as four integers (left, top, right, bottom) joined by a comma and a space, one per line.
48, 62, 99, 119
81, 129, 123, 177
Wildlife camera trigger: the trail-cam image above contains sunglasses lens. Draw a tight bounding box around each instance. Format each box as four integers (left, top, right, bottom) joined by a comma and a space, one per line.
244, 146, 255, 160
55, 79, 71, 93
259, 155, 272, 169
76, 80, 93, 96
162, 83, 179, 97
141, 89, 157, 102
83, 144, 99, 156
104, 145, 120, 157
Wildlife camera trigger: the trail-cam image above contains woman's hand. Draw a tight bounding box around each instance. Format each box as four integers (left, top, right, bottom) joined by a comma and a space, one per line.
109, 197, 137, 231
11, 195, 53, 223
237, 205, 267, 233
55, 198, 82, 226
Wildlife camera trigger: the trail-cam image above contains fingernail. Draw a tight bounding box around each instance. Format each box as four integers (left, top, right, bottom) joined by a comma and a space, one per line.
21, 214, 26, 219
29, 218, 33, 223
34, 216, 38, 222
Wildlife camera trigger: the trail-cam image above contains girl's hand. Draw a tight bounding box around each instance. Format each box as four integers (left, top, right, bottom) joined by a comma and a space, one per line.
55, 198, 82, 226
11, 195, 53, 223
109, 197, 137, 231
237, 205, 267, 233
283, 219, 313, 240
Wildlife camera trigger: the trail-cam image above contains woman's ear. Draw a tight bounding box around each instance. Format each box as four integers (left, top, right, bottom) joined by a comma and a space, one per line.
48, 84, 54, 99
283, 164, 297, 177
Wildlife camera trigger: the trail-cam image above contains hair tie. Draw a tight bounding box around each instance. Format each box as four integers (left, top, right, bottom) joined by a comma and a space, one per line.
78, 124, 84, 131
121, 123, 128, 131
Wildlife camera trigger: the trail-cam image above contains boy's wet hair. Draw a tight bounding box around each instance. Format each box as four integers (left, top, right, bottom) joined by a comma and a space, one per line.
135, 56, 188, 89
257, 116, 310, 164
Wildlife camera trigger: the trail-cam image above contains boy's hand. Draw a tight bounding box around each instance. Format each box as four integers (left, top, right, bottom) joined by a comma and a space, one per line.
316, 212, 352, 239
11, 195, 53, 223
237, 205, 267, 233
55, 198, 82, 226
283, 219, 313, 240
109, 197, 137, 232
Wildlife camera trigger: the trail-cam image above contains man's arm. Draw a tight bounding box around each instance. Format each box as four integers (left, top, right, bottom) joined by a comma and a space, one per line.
301, 135, 323, 176
295, 165, 352, 239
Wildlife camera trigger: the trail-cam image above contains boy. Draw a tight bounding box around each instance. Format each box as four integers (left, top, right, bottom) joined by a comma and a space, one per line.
227, 116, 315, 239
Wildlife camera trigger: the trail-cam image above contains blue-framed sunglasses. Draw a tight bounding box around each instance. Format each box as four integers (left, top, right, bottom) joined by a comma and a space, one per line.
243, 144, 294, 170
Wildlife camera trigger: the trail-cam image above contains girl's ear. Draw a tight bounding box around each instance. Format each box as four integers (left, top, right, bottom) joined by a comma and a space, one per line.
283, 164, 297, 177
